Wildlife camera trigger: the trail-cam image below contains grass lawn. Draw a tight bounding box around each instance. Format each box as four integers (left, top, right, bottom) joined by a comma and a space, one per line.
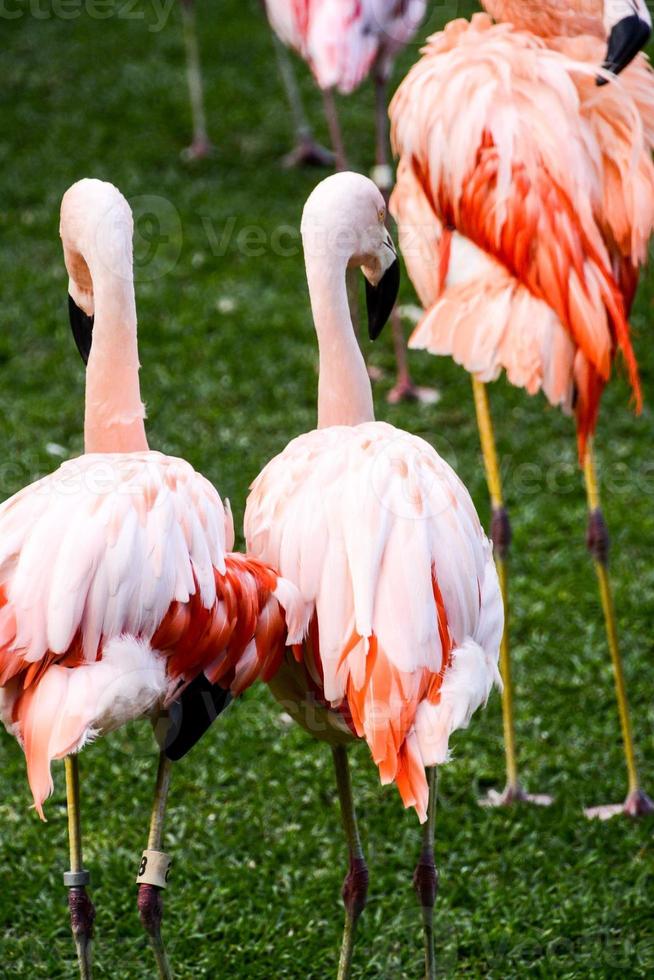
1, 1, 653, 977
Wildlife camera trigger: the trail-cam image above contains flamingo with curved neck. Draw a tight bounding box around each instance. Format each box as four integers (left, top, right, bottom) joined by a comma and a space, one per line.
0, 178, 306, 980
62, 181, 147, 454
245, 173, 503, 979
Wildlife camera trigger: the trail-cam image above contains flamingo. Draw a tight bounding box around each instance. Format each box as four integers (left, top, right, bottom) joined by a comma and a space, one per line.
263, 0, 426, 177
178, 0, 333, 165
389, 0, 654, 816
262, 0, 438, 404
244, 172, 504, 980
0, 178, 306, 979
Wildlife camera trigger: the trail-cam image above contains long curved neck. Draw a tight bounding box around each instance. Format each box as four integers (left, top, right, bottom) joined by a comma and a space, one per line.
304, 248, 374, 429
84, 258, 148, 454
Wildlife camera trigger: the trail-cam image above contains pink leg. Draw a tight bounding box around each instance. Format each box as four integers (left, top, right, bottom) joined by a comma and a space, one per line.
322, 88, 348, 172
270, 34, 335, 168
180, 0, 213, 161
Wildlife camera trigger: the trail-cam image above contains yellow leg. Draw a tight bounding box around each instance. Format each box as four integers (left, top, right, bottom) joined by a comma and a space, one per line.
137, 753, 174, 979
64, 756, 95, 980
472, 380, 552, 807
583, 442, 653, 819
472, 379, 518, 794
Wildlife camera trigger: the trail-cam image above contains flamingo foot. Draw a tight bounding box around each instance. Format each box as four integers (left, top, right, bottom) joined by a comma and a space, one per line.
387, 381, 441, 405
282, 137, 335, 169
584, 788, 654, 820
67, 883, 95, 980
479, 783, 554, 808
180, 136, 214, 162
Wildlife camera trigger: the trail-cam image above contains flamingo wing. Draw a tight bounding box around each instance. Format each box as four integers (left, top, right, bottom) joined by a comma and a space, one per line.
0, 451, 232, 681
246, 421, 503, 821
0, 451, 306, 815
390, 15, 642, 454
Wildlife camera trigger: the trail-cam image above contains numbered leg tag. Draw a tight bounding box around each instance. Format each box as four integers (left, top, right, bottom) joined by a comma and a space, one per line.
136, 849, 172, 888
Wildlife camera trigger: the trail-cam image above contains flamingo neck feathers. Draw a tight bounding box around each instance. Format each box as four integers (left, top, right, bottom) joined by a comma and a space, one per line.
304, 246, 375, 429
84, 266, 148, 454
61, 180, 148, 455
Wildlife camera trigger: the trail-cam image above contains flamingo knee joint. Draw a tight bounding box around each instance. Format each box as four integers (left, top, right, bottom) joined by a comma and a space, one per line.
586, 508, 610, 565
342, 856, 369, 920
413, 847, 439, 909
491, 505, 512, 559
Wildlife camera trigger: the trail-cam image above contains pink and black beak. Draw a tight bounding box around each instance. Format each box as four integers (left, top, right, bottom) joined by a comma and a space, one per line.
68, 294, 94, 365
365, 237, 400, 341
598, 4, 652, 85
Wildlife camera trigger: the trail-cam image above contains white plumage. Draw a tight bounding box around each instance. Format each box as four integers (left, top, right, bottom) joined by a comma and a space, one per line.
246, 420, 503, 816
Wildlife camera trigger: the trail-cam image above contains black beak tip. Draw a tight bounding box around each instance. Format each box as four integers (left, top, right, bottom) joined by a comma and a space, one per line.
68, 294, 94, 365
366, 257, 400, 342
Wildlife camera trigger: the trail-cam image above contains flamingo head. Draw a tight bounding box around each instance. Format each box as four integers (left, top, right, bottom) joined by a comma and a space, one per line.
301, 171, 400, 341
60, 178, 134, 364
62, 240, 95, 365
599, 0, 652, 84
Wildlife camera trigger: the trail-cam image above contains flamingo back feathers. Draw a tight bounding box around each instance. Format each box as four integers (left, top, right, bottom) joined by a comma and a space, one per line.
245, 422, 503, 821
390, 15, 644, 457
0, 452, 306, 816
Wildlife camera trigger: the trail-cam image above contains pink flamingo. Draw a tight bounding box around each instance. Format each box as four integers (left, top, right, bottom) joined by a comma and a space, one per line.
245, 172, 503, 979
262, 0, 438, 404
0, 179, 306, 979
389, 0, 654, 816
263, 0, 426, 176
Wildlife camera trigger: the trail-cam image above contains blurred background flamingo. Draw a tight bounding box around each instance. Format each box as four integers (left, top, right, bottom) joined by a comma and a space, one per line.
178, 0, 436, 402
389, 0, 654, 817
262, 0, 437, 403
245, 172, 503, 980
178, 0, 333, 164
262, 0, 426, 178
0, 179, 305, 979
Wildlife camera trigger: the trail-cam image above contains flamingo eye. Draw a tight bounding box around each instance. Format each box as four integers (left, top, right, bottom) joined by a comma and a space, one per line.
378, 208, 386, 223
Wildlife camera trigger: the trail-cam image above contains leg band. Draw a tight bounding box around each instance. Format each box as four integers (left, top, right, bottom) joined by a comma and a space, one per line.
64, 870, 90, 887
136, 850, 172, 888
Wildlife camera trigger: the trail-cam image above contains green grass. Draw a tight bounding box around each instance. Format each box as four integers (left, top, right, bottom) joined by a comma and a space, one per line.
1, 1, 654, 977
